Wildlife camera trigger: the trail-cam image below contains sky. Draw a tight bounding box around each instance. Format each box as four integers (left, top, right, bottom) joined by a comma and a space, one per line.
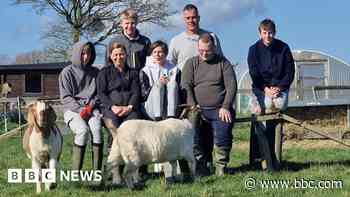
1, 0, 350, 68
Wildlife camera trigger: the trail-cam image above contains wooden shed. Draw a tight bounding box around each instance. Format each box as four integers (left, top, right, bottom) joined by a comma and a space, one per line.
0, 62, 70, 98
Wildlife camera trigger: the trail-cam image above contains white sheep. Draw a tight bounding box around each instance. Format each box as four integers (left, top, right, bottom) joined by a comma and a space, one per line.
106, 108, 197, 189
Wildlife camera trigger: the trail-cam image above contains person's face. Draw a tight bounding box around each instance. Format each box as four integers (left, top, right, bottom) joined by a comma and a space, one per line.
151, 46, 166, 65
259, 27, 275, 46
183, 9, 200, 32
121, 18, 137, 38
198, 40, 215, 61
81, 48, 92, 66
110, 48, 126, 67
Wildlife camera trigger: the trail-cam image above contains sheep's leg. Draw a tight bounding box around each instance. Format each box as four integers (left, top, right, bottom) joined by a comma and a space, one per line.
46, 158, 57, 191
111, 165, 123, 186
32, 160, 42, 193
183, 156, 196, 182
123, 164, 137, 189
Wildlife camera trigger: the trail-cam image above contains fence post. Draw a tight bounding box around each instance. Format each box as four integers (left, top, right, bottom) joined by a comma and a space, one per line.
4, 100, 7, 133
17, 96, 22, 137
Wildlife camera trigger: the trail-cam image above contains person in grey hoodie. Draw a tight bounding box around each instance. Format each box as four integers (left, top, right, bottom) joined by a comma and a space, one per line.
140, 40, 181, 121
59, 41, 103, 173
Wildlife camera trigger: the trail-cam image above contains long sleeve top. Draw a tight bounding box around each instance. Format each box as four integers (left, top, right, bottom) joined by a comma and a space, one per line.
181, 55, 237, 110
97, 65, 140, 110
248, 38, 295, 92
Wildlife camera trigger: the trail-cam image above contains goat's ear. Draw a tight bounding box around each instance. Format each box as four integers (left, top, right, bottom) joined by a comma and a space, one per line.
179, 108, 189, 119
47, 105, 57, 124
26, 103, 35, 124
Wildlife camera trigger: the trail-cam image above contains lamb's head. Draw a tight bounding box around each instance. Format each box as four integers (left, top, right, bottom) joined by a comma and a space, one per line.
27, 101, 57, 137
179, 105, 201, 124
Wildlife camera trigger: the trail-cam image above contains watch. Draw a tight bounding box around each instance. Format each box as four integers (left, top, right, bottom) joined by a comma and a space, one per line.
127, 105, 133, 110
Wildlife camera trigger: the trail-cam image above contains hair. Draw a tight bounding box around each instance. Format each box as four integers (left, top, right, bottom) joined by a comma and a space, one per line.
107, 42, 127, 65
198, 33, 215, 45
183, 4, 198, 14
148, 40, 168, 56
82, 43, 92, 53
120, 8, 138, 22
259, 18, 276, 33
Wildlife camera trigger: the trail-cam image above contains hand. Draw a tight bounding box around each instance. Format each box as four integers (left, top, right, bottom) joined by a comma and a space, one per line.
80, 104, 93, 120
219, 108, 232, 123
118, 106, 132, 117
111, 105, 123, 116
264, 87, 279, 98
159, 75, 169, 85
270, 86, 281, 97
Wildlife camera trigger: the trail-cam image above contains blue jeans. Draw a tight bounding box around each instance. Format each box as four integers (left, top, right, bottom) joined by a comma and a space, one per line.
252, 88, 289, 113
193, 108, 234, 162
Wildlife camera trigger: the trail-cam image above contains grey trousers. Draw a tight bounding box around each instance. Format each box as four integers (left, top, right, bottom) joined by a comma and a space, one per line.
64, 110, 102, 146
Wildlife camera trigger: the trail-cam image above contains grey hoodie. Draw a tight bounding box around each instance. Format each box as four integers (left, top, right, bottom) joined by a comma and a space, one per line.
59, 41, 99, 113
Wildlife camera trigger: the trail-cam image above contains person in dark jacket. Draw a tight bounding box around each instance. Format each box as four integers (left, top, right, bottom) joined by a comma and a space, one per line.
108, 8, 151, 71
97, 41, 140, 133
247, 18, 295, 171
59, 41, 103, 174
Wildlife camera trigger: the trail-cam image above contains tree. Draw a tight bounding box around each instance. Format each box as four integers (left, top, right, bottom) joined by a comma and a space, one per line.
13, 0, 174, 44
41, 18, 74, 62
15, 50, 50, 64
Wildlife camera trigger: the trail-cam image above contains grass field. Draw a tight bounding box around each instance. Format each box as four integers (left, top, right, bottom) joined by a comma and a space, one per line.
0, 124, 349, 197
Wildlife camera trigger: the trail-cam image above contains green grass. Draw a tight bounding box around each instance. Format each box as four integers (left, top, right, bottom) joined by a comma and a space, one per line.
1, 125, 350, 197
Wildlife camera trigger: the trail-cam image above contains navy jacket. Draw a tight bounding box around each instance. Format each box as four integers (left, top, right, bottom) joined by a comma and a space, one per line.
248, 39, 295, 92
96, 65, 140, 111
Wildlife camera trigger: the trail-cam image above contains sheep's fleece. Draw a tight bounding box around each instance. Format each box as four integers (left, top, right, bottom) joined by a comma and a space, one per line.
107, 118, 195, 187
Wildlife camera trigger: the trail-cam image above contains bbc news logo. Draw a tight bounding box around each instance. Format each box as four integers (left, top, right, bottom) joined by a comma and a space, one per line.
8, 169, 102, 183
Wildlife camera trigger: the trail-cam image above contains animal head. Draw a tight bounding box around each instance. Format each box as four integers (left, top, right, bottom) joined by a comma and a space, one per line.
179, 105, 201, 123
1, 82, 12, 97
27, 101, 57, 137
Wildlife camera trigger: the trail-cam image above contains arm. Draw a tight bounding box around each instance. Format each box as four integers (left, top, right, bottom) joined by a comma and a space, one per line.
128, 70, 141, 108
139, 70, 151, 102
278, 46, 295, 91
96, 69, 114, 110
211, 33, 223, 56
222, 59, 237, 110
168, 38, 178, 65
59, 71, 81, 113
181, 59, 197, 106
248, 46, 266, 91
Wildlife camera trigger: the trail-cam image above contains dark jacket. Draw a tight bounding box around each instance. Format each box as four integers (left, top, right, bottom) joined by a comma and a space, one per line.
59, 41, 99, 113
96, 65, 140, 111
108, 30, 151, 70
248, 39, 295, 92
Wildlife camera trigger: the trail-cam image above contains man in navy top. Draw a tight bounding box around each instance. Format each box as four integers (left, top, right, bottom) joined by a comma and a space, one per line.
247, 18, 295, 171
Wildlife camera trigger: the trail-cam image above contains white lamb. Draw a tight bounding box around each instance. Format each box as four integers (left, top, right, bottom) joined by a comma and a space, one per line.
106, 109, 197, 189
